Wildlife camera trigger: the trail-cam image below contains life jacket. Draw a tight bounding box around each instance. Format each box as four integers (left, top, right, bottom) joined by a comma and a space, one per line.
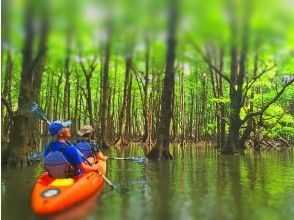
44, 143, 78, 178
75, 140, 93, 158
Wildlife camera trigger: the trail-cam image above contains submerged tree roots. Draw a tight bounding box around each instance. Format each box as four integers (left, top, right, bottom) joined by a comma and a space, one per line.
147, 145, 173, 160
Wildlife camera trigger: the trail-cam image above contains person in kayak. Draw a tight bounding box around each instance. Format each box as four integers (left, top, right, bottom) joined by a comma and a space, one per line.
75, 125, 108, 164
44, 120, 100, 178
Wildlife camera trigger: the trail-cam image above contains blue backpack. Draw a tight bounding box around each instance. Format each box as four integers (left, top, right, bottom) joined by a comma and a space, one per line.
44, 143, 78, 178
75, 140, 93, 158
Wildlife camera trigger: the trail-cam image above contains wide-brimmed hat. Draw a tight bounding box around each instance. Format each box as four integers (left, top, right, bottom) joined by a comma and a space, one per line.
48, 120, 71, 135
77, 125, 94, 136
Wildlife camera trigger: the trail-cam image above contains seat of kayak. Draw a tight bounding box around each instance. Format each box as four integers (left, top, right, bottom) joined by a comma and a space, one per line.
49, 178, 74, 187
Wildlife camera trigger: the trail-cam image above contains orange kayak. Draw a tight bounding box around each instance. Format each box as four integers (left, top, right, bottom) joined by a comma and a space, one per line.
31, 159, 106, 215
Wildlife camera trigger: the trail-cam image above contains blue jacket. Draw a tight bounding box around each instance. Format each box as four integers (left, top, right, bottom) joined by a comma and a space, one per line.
44, 142, 84, 178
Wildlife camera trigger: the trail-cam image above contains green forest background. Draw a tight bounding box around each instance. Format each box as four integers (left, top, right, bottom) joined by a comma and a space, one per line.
1, 0, 294, 166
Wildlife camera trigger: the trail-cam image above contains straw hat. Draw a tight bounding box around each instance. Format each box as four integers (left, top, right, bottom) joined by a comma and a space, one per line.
77, 125, 94, 136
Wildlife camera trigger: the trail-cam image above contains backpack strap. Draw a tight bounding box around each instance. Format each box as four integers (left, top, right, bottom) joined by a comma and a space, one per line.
59, 143, 68, 153
47, 142, 68, 153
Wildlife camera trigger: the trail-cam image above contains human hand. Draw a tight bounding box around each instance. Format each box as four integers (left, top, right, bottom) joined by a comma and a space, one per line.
96, 152, 108, 161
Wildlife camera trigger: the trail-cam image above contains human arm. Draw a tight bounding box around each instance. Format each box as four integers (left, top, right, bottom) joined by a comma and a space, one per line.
65, 145, 99, 173
78, 162, 99, 173
89, 140, 108, 160
95, 151, 108, 161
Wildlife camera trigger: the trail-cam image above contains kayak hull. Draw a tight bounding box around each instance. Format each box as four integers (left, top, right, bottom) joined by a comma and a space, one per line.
31, 159, 106, 215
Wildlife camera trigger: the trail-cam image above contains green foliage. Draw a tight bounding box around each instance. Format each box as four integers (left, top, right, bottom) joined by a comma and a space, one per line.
2, 0, 293, 142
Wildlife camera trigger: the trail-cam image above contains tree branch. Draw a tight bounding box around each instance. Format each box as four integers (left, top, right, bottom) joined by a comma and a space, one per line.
243, 65, 276, 102
1, 97, 14, 118
189, 42, 232, 86
131, 66, 145, 103
78, 54, 88, 75
216, 112, 229, 125
242, 78, 294, 124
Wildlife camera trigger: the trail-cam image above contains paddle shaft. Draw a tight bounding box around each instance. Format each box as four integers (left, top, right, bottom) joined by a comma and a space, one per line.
108, 157, 133, 160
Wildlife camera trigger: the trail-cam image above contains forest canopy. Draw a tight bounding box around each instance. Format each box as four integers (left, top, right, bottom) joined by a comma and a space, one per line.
1, 0, 294, 165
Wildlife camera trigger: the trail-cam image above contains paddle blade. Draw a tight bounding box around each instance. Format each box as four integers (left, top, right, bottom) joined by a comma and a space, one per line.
128, 157, 148, 164
108, 156, 148, 164
29, 102, 50, 124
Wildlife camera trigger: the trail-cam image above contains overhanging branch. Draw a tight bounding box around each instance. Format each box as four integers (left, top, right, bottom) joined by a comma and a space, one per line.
243, 65, 276, 102
242, 78, 294, 124
188, 40, 232, 86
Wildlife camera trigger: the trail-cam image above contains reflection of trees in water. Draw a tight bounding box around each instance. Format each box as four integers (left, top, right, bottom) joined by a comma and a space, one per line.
216, 154, 227, 218
2, 145, 294, 219
228, 156, 243, 220
215, 155, 244, 219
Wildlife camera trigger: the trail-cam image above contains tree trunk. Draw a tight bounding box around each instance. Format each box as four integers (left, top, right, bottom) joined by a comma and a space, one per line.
2, 0, 13, 140
2, 51, 13, 140
109, 59, 118, 143
100, 28, 111, 149
147, 0, 177, 160
54, 73, 63, 120
63, 28, 72, 120
79, 53, 98, 126
5, 0, 49, 167
115, 51, 133, 147
180, 65, 186, 146
171, 91, 178, 142
222, 2, 249, 154
73, 71, 80, 133
207, 48, 225, 148
44, 73, 53, 138
85, 76, 93, 125
188, 89, 194, 141
125, 73, 133, 138
142, 35, 150, 142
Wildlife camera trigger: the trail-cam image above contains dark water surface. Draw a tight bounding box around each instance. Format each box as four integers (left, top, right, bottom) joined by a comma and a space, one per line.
2, 144, 294, 220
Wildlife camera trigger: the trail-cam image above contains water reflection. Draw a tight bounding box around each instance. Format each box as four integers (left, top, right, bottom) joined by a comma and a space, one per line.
40, 190, 102, 220
1, 144, 294, 220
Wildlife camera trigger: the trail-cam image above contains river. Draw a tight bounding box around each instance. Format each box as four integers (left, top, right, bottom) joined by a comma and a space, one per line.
2, 144, 294, 220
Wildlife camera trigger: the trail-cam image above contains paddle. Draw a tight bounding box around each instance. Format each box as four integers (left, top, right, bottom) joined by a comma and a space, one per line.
29, 101, 116, 190
108, 157, 148, 164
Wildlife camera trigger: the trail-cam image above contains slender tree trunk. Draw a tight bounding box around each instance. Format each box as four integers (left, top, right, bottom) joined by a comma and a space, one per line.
216, 49, 226, 148
145, 94, 154, 147
106, 86, 112, 140
200, 75, 207, 139
2, 51, 13, 140
142, 35, 150, 142
180, 65, 186, 146
147, 0, 177, 160
188, 89, 194, 140
1, 4, 13, 138
100, 28, 111, 149
79, 53, 98, 126
109, 59, 118, 143
44, 73, 53, 136
171, 91, 178, 142
125, 73, 133, 138
208, 48, 225, 148
239, 43, 260, 150
73, 70, 80, 133
54, 73, 63, 120
85, 76, 94, 125
63, 28, 72, 120
115, 51, 133, 147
